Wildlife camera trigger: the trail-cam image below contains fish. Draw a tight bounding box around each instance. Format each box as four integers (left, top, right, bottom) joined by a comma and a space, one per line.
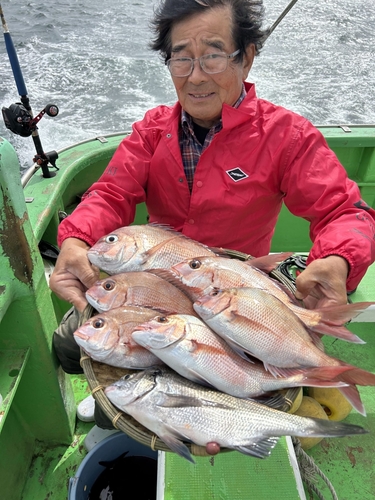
193, 287, 375, 414
87, 224, 216, 275
86, 270, 197, 316
168, 255, 369, 343
73, 306, 165, 369
131, 313, 348, 399
104, 366, 368, 464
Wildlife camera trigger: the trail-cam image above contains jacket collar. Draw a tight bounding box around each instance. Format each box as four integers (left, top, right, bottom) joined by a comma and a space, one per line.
167, 81, 257, 132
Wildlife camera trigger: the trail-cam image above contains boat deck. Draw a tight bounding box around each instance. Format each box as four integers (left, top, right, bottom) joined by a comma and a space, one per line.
19, 263, 375, 500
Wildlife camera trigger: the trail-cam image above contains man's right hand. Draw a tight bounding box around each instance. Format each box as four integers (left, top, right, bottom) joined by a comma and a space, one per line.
49, 238, 100, 312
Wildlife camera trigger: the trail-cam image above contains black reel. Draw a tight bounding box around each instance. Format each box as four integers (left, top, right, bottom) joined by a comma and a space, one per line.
2, 102, 59, 137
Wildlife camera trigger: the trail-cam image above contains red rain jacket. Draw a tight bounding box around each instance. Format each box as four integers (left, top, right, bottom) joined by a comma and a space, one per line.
58, 82, 375, 291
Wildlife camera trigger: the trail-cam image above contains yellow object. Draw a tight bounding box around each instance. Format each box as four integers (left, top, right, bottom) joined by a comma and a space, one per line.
307, 387, 352, 421
294, 396, 329, 450
280, 387, 303, 414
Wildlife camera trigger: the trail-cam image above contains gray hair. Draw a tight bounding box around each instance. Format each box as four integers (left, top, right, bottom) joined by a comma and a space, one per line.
149, 0, 267, 63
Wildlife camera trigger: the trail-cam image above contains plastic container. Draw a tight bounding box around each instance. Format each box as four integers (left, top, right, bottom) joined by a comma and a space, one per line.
68, 431, 158, 500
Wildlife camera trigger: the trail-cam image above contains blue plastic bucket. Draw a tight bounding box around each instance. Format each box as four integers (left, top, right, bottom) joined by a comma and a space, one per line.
68, 432, 158, 500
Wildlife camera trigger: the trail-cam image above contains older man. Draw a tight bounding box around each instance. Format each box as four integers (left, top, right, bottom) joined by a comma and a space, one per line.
50, 0, 375, 451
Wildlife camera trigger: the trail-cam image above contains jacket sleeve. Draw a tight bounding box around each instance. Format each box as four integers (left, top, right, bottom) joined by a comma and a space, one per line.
280, 119, 375, 292
57, 118, 155, 247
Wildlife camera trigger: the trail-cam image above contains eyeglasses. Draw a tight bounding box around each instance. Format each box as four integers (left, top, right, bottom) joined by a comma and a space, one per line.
166, 49, 240, 77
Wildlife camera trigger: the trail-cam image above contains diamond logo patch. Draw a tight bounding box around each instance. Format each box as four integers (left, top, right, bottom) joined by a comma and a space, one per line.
226, 167, 248, 182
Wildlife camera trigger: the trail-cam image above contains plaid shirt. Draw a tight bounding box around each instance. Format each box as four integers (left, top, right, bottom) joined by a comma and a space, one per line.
180, 84, 247, 191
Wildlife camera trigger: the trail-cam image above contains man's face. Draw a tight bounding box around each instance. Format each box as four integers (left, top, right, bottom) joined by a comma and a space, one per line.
170, 6, 254, 129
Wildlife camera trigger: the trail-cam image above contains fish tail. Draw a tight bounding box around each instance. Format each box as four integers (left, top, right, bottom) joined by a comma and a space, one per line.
338, 385, 366, 416
308, 302, 375, 342
308, 323, 365, 343
317, 301, 375, 325
336, 364, 375, 387
296, 418, 368, 438
295, 366, 351, 388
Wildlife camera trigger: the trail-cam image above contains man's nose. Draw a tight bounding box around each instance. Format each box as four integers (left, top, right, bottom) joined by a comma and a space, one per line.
188, 59, 209, 83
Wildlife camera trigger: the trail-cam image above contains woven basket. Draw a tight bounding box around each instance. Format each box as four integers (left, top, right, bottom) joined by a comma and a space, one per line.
79, 249, 302, 457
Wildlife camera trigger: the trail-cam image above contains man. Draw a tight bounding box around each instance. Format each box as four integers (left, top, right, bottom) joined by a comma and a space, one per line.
50, 0, 375, 452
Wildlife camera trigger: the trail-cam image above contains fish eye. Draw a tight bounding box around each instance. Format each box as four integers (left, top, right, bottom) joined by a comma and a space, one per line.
123, 374, 131, 380
103, 280, 115, 291
92, 318, 105, 329
189, 259, 201, 270
157, 316, 168, 323
105, 234, 118, 243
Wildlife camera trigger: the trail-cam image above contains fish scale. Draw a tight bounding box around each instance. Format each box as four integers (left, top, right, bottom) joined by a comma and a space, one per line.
86, 271, 197, 316
132, 314, 347, 398
193, 286, 375, 413
87, 224, 215, 274
105, 367, 368, 463
170, 255, 368, 343
194, 287, 331, 368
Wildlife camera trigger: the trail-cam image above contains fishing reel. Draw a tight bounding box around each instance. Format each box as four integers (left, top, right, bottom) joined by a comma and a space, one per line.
2, 102, 59, 137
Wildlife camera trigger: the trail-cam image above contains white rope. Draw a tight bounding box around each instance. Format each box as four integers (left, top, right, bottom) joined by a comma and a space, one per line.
292, 437, 339, 500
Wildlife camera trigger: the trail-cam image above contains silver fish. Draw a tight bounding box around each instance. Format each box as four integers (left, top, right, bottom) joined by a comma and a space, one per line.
105, 367, 368, 463
132, 313, 347, 398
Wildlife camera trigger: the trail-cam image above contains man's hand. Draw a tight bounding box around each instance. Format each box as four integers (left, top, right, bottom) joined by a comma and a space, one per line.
49, 238, 100, 312
295, 255, 349, 309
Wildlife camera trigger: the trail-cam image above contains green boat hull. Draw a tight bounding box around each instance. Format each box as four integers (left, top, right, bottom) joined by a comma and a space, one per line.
0, 125, 374, 499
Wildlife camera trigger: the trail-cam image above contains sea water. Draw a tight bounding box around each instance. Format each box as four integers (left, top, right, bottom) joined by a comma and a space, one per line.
0, 0, 374, 172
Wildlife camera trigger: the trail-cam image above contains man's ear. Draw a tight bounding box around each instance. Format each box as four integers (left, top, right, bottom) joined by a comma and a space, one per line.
242, 44, 256, 80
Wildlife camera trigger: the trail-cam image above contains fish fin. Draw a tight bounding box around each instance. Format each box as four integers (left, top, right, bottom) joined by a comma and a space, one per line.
263, 363, 356, 383
315, 301, 375, 326
335, 363, 375, 387
221, 337, 254, 362
233, 437, 280, 459
263, 363, 299, 378
308, 322, 365, 344
307, 331, 325, 351
299, 302, 374, 343
294, 366, 350, 387
251, 393, 287, 410
160, 434, 195, 463
185, 369, 217, 389
338, 385, 366, 416
298, 418, 368, 438
146, 269, 201, 301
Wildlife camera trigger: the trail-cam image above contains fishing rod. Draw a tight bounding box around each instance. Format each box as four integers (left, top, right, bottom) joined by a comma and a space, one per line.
264, 0, 300, 42
0, 3, 59, 178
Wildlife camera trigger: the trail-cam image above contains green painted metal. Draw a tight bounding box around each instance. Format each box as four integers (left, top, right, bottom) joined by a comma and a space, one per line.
0, 138, 76, 498
162, 436, 304, 499
0, 126, 374, 499
270, 125, 375, 253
